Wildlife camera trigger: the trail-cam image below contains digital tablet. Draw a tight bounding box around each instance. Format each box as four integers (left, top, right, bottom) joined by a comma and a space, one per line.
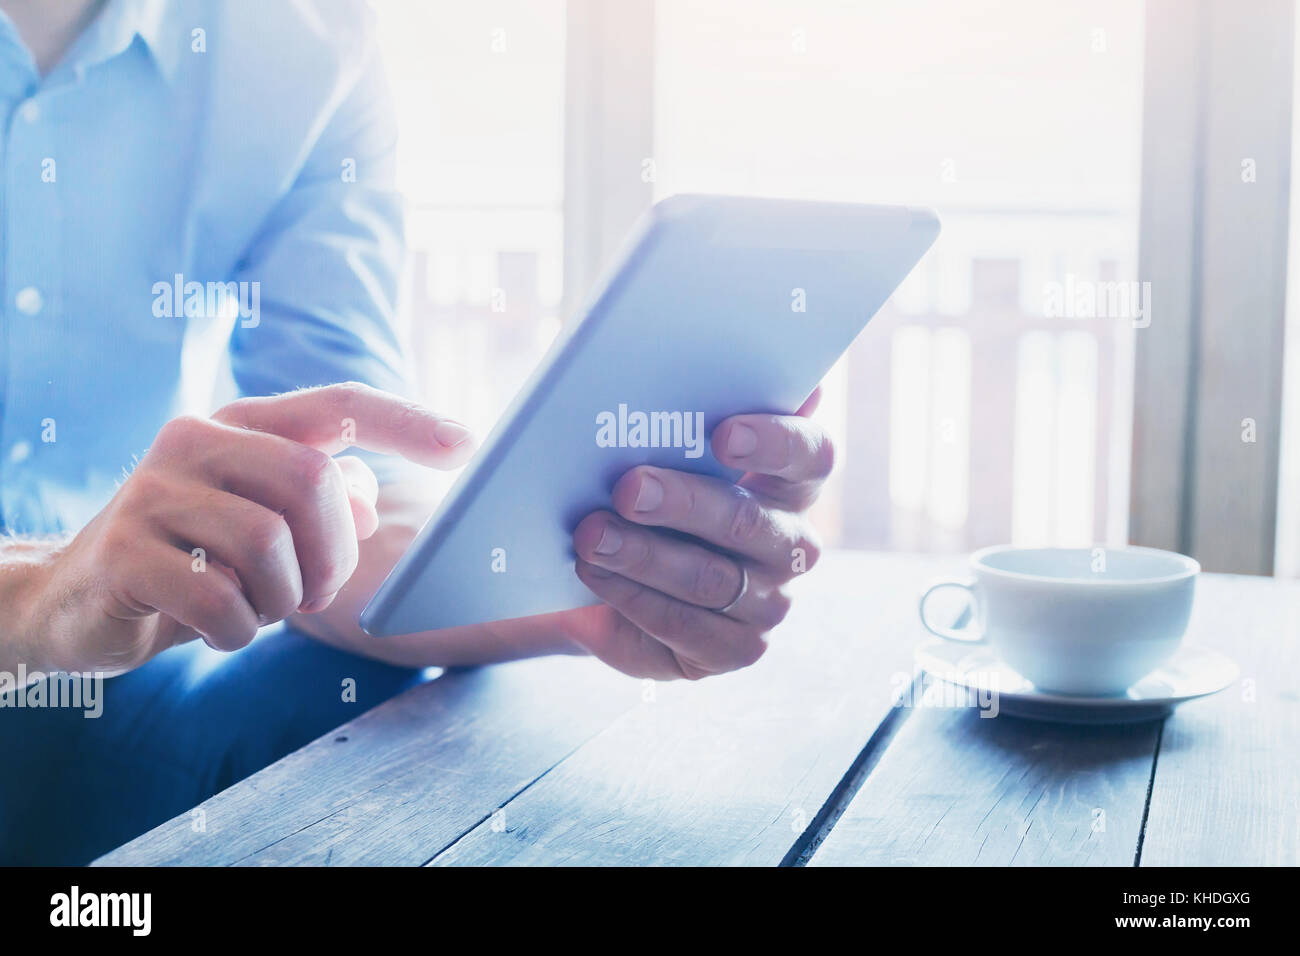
361, 194, 940, 636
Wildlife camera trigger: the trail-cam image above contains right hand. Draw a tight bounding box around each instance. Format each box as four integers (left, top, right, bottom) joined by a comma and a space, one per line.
31, 383, 474, 674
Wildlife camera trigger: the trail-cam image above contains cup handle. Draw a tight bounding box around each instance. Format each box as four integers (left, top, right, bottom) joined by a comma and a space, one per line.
918, 578, 984, 643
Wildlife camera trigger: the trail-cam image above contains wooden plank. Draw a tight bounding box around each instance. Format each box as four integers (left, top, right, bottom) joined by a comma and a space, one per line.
429, 552, 960, 866
808, 684, 1160, 866
809, 573, 1300, 866
1140, 574, 1300, 866
95, 656, 639, 866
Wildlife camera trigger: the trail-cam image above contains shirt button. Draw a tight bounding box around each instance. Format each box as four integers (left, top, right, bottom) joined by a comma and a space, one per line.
8, 441, 32, 464
18, 99, 40, 123
15, 286, 43, 315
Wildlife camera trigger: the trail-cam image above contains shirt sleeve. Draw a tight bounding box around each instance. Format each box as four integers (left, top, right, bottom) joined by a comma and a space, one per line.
226, 25, 420, 485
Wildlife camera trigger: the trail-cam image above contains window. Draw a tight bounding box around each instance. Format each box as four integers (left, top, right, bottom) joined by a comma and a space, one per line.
375, 0, 567, 448
653, 0, 1145, 551
377, 1, 1292, 573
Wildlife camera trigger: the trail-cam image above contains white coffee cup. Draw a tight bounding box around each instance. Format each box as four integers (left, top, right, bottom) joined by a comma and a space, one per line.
918, 545, 1199, 696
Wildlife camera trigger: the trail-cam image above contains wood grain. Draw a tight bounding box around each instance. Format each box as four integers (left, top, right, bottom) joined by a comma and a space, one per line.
810, 573, 1300, 867
808, 680, 1160, 866
97, 555, 1299, 867
1139, 574, 1300, 865
95, 655, 639, 866
429, 552, 957, 866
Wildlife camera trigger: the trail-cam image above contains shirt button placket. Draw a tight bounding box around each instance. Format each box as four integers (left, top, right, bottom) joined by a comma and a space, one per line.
3, 87, 58, 530
15, 284, 42, 315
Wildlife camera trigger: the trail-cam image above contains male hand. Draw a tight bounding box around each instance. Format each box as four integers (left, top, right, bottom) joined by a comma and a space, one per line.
566, 390, 832, 680
30, 383, 474, 674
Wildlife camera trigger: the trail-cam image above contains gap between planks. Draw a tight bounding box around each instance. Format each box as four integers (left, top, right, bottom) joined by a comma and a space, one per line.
421, 733, 603, 867
783, 602, 974, 867
781, 673, 925, 867
1132, 718, 1167, 867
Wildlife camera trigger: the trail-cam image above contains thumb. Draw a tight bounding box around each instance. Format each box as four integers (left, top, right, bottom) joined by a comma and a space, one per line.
335, 454, 380, 539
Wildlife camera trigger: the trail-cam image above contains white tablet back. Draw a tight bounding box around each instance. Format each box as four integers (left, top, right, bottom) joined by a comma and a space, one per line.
362, 195, 939, 635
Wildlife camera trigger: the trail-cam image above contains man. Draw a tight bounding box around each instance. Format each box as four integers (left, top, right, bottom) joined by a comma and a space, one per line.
0, 0, 833, 863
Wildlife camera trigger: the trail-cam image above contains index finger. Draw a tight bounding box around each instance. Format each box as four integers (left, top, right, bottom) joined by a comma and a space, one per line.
214, 382, 475, 469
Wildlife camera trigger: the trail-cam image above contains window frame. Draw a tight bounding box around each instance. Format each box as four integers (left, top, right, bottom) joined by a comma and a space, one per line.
562, 0, 1295, 572
1131, 0, 1293, 573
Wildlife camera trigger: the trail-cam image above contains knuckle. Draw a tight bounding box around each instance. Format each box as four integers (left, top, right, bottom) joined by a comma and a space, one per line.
815, 430, 837, 479
124, 468, 169, 504
325, 380, 371, 412
656, 597, 695, 639
191, 577, 235, 625
154, 414, 209, 455
727, 493, 764, 546
314, 546, 359, 596
681, 482, 698, 519
244, 511, 292, 560
694, 555, 739, 607
384, 399, 425, 436
621, 584, 656, 621
99, 525, 140, 566
628, 533, 656, 576
214, 397, 255, 429
296, 446, 343, 495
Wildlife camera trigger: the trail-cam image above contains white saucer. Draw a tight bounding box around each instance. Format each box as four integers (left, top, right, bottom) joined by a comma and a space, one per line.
913, 639, 1239, 724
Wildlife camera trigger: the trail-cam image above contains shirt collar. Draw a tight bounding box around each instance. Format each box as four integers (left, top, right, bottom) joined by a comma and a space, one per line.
0, 9, 40, 95
52, 0, 180, 85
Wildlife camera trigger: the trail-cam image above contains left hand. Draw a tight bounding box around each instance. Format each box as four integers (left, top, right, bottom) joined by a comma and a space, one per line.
568, 388, 833, 680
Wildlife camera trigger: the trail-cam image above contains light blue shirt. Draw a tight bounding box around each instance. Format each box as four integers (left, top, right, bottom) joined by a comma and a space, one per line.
0, 0, 412, 535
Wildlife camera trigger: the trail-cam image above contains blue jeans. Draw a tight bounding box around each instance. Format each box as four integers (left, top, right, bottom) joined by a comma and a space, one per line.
0, 625, 424, 865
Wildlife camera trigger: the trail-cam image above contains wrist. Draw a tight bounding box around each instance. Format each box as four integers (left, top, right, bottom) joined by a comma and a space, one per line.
0, 537, 63, 673
483, 613, 589, 660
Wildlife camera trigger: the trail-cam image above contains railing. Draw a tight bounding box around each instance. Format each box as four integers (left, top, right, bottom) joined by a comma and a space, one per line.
841, 257, 1127, 552
401, 244, 1130, 555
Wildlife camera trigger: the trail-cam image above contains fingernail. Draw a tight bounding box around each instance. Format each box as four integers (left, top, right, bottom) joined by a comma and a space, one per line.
726, 423, 758, 458
434, 421, 471, 448
633, 474, 663, 513
594, 524, 623, 555
300, 593, 337, 613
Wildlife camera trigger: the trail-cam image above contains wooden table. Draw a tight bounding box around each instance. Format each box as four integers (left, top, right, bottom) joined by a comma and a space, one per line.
96, 551, 1300, 867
